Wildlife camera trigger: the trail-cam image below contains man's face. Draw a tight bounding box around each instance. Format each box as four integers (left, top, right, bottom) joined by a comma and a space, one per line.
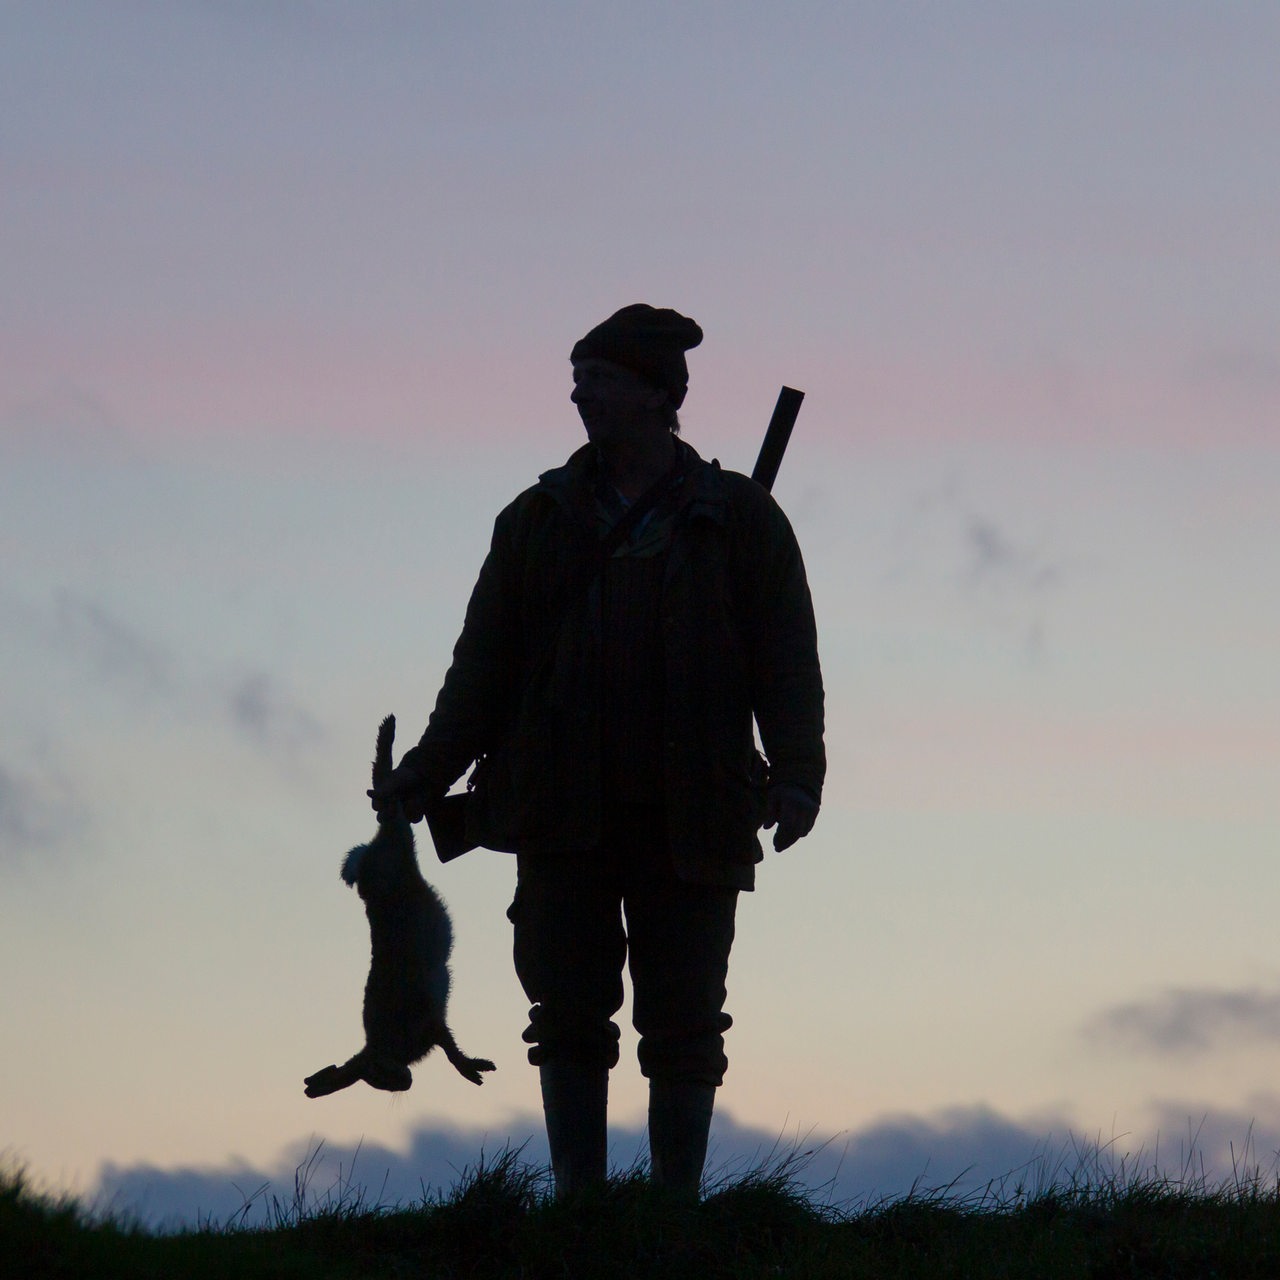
571, 358, 667, 449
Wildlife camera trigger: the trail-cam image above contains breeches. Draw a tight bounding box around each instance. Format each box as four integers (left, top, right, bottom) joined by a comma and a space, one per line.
507, 813, 738, 1086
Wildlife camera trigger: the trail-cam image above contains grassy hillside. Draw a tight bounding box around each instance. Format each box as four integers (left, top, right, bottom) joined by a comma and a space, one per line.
8, 1145, 1280, 1278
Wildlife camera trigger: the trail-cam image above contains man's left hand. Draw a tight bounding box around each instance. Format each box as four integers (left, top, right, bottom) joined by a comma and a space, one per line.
762, 784, 819, 852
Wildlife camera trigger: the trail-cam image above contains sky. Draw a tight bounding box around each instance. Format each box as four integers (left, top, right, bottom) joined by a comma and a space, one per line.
3, 0, 1279, 1228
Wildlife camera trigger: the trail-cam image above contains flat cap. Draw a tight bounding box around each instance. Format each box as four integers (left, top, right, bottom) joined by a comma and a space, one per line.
570, 304, 703, 408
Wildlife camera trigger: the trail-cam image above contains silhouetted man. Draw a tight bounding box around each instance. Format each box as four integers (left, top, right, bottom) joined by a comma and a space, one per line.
372, 304, 825, 1199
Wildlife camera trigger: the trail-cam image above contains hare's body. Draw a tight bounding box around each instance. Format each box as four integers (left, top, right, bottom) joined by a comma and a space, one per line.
304, 716, 494, 1097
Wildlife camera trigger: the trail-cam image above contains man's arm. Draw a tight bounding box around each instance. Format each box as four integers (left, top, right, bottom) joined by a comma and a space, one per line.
739, 490, 826, 843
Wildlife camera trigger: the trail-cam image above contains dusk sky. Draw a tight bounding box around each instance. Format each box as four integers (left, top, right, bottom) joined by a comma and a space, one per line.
3, 2, 1278, 1226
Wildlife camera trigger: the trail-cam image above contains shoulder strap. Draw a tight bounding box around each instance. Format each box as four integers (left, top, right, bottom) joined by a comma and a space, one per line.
596, 450, 690, 562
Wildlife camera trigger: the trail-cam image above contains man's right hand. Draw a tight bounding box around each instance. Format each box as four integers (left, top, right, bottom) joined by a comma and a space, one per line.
367, 766, 429, 823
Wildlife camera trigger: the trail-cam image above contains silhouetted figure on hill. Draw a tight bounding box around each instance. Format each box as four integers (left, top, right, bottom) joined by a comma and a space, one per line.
371, 304, 825, 1200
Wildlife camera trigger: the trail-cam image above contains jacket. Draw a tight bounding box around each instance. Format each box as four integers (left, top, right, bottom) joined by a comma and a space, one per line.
400, 440, 825, 889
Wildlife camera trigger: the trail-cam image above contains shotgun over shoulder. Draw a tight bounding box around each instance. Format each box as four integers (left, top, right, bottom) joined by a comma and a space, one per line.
750, 386, 804, 493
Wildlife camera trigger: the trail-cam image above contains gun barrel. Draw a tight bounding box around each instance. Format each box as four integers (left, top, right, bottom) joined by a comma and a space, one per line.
751, 386, 805, 493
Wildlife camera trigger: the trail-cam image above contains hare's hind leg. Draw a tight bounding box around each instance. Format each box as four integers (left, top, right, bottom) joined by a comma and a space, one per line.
438, 1026, 496, 1086
304, 1055, 363, 1098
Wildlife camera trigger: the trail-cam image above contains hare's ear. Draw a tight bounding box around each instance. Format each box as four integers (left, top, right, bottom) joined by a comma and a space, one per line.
372, 715, 396, 787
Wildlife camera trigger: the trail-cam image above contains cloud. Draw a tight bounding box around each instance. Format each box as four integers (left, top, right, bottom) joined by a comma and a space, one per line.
883, 475, 1068, 659
226, 673, 323, 751
47, 589, 325, 755
889, 475, 1066, 597
90, 1097, 1280, 1232
53, 591, 175, 699
1083, 985, 1280, 1056
964, 518, 1061, 595
965, 516, 1066, 660
92, 1119, 551, 1231
0, 382, 142, 463
1143, 1095, 1280, 1178
91, 1104, 1078, 1231
0, 761, 85, 863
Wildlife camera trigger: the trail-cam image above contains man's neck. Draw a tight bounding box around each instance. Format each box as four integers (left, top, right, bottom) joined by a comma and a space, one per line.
598, 431, 678, 502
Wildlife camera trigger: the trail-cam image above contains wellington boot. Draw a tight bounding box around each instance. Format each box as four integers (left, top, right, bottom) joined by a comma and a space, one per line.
539, 1062, 609, 1199
648, 1079, 716, 1201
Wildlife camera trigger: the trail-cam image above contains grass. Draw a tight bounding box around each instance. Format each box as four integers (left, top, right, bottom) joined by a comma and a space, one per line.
8, 1137, 1280, 1279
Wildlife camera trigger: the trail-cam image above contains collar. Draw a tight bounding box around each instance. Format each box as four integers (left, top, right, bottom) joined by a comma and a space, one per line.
536, 439, 728, 526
